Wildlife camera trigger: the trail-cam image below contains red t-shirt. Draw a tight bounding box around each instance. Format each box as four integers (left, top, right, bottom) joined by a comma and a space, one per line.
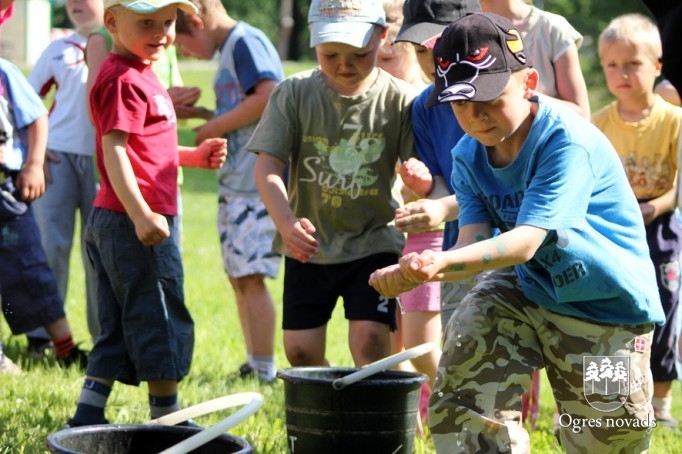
90, 53, 178, 215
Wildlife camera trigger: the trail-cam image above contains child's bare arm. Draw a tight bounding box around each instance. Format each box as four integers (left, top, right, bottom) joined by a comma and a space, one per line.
15, 115, 48, 202
194, 79, 278, 144
178, 138, 227, 169
640, 187, 676, 225
255, 152, 319, 262
102, 131, 169, 246
395, 193, 459, 233
370, 224, 547, 298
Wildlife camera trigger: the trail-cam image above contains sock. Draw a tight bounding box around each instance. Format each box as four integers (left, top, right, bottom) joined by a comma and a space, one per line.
252, 355, 276, 382
247, 352, 253, 368
53, 335, 75, 358
149, 393, 180, 419
72, 379, 111, 425
653, 396, 673, 416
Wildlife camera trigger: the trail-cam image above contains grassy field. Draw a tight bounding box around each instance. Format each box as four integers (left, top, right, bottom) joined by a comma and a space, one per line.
2, 62, 682, 452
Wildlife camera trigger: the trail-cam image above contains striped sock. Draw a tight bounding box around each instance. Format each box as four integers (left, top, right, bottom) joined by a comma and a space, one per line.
71, 379, 111, 425
149, 393, 180, 419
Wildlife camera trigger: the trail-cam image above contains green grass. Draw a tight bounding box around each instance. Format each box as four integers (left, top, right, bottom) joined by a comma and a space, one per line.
3, 63, 682, 453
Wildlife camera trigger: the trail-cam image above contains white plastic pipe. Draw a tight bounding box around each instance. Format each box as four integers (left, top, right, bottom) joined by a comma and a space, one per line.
332, 342, 434, 390
149, 392, 264, 454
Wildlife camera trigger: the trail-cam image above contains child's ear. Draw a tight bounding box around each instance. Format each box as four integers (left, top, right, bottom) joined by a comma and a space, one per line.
103, 9, 117, 34
524, 69, 540, 95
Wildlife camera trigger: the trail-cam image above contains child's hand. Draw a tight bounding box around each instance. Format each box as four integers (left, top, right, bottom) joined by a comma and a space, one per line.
183, 138, 227, 169
15, 162, 45, 202
395, 199, 447, 233
175, 105, 213, 120
281, 217, 319, 263
639, 202, 656, 225
167, 86, 201, 107
43, 150, 61, 185
194, 119, 225, 145
400, 158, 433, 197
133, 211, 170, 246
368, 250, 440, 298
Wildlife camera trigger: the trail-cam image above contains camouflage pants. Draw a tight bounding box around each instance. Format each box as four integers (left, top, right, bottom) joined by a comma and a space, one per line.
440, 275, 478, 332
430, 268, 655, 453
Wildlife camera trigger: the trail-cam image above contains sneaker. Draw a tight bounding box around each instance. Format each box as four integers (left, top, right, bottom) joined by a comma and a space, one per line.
64, 417, 108, 429
0, 354, 22, 375
57, 346, 88, 369
238, 362, 254, 378
26, 337, 53, 360
655, 413, 679, 429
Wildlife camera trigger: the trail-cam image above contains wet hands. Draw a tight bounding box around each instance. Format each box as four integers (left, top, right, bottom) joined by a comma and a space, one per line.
369, 250, 440, 298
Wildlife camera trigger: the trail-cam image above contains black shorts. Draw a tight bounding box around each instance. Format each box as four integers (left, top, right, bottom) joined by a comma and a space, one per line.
282, 252, 398, 331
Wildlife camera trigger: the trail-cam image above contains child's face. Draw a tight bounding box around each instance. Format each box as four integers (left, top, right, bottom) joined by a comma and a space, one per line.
106, 5, 177, 64
412, 44, 435, 83
600, 41, 661, 102
377, 40, 421, 86
315, 28, 385, 96
66, 0, 103, 34
450, 70, 538, 149
174, 22, 215, 60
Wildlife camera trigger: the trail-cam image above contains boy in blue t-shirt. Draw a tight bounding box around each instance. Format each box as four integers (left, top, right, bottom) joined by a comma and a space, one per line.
370, 12, 663, 452
0, 58, 87, 370
174, 0, 284, 383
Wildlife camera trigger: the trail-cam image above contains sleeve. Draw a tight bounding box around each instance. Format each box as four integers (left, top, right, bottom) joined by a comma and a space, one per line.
398, 95, 416, 163
517, 137, 594, 230
452, 139, 491, 227
94, 78, 148, 136
245, 79, 296, 162
411, 91, 443, 178
27, 41, 57, 97
233, 36, 283, 94
1, 60, 47, 129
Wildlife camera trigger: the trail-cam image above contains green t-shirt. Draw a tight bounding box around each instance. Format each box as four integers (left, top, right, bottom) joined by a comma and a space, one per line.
246, 68, 417, 263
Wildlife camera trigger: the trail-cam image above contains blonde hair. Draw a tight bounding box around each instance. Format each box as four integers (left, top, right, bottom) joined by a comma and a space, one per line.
382, 0, 404, 26
598, 13, 662, 63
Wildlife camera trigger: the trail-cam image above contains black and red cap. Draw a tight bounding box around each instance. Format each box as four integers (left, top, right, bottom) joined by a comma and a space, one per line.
426, 12, 530, 107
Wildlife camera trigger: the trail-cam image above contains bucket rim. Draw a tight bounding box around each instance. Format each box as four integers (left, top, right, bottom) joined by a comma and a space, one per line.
46, 423, 250, 445
276, 367, 428, 386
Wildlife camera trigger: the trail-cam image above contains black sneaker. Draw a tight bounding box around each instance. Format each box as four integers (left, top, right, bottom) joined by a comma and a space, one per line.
26, 337, 52, 360
64, 417, 108, 429
57, 346, 88, 369
238, 362, 254, 378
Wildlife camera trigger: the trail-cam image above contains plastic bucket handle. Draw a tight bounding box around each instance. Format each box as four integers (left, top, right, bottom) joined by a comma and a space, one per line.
148, 391, 264, 454
332, 342, 434, 390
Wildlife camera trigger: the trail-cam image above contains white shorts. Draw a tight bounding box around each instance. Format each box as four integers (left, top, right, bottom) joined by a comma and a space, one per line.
217, 193, 281, 279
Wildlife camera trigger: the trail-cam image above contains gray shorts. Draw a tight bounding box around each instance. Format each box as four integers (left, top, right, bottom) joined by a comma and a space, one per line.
217, 193, 281, 279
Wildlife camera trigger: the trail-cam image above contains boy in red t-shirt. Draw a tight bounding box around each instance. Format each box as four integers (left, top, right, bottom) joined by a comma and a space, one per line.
66, 0, 226, 427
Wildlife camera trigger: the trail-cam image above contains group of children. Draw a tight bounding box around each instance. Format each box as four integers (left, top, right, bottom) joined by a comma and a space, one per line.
0, 0, 681, 451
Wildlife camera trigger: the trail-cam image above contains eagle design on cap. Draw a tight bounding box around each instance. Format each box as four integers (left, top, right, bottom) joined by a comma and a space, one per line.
434, 24, 526, 103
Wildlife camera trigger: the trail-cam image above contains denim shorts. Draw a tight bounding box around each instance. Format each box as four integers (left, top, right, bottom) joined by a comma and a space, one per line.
0, 206, 64, 333
84, 208, 193, 385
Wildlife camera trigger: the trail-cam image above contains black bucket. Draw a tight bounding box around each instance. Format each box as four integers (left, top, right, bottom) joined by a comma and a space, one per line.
277, 367, 427, 454
46, 424, 252, 454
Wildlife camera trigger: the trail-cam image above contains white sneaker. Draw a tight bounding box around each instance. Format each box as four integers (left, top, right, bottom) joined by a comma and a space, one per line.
0, 354, 22, 375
